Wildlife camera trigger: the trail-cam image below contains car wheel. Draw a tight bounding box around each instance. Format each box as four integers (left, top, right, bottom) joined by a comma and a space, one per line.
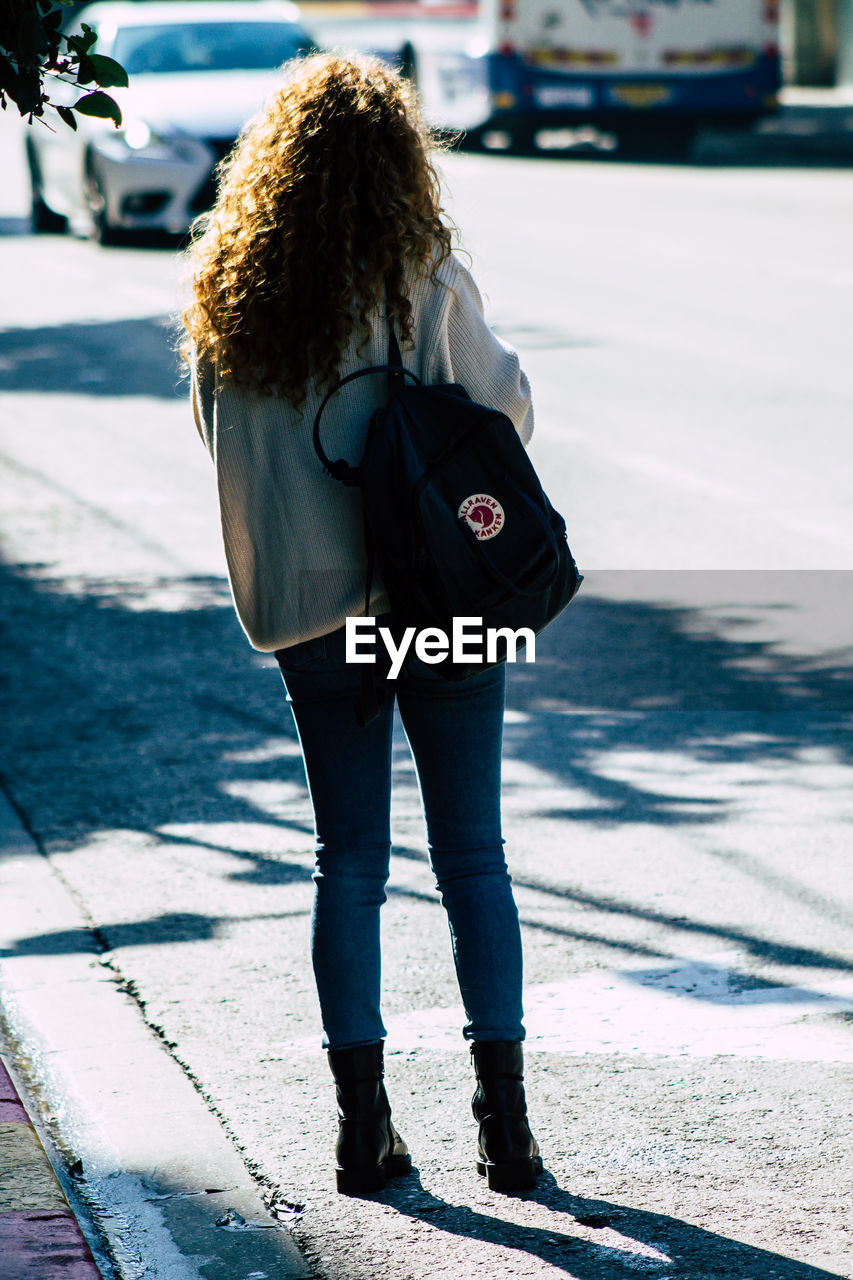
26, 139, 69, 234
83, 156, 124, 246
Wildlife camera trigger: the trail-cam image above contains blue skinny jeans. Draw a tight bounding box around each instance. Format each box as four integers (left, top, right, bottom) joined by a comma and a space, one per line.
275, 619, 525, 1051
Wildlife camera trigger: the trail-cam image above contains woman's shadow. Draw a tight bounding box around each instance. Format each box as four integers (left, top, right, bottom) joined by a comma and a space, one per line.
382, 1169, 843, 1279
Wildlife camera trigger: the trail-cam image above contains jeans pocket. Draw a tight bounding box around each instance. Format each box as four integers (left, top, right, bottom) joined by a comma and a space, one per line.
274, 635, 328, 672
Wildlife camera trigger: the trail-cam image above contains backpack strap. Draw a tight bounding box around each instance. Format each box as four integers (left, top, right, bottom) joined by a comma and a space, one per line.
312, 330, 420, 484
309, 319, 417, 727
387, 320, 405, 395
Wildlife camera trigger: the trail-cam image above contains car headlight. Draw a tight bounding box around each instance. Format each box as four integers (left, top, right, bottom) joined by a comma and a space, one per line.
123, 119, 154, 150
106, 120, 198, 162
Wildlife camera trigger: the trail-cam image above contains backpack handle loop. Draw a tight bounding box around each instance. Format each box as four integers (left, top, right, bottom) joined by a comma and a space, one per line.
313, 362, 421, 483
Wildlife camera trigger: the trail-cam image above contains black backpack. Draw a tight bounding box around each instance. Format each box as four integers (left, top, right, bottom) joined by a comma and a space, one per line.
312, 324, 582, 696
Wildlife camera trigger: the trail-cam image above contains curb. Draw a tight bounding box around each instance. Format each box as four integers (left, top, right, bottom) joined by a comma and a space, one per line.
0, 1054, 103, 1280
0, 791, 313, 1280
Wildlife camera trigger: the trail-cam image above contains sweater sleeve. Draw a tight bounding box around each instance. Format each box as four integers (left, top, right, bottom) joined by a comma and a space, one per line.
436, 259, 534, 446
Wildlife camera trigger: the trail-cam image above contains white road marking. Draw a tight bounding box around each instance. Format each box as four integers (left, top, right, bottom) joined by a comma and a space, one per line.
383, 955, 853, 1062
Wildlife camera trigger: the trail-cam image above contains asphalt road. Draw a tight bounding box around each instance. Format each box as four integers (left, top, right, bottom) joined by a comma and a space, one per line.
1, 107, 852, 1280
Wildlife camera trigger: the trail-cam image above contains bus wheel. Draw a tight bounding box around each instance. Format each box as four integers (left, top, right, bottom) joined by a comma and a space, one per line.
618, 121, 697, 162
462, 127, 516, 154
511, 124, 538, 156
461, 127, 488, 153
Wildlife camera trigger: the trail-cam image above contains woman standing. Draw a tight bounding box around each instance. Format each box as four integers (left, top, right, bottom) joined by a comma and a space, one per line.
183, 53, 542, 1196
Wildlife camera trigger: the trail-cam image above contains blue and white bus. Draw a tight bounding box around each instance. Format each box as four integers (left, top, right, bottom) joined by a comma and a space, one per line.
300, 0, 782, 155
473, 0, 782, 153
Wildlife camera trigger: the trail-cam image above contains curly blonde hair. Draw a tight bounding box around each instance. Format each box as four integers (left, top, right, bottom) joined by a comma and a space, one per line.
182, 53, 454, 404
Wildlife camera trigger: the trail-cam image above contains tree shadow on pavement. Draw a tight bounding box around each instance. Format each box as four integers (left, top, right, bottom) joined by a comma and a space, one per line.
499, 571, 853, 830
462, 121, 853, 170
0, 558, 851, 973
2, 558, 851, 1273
386, 1172, 845, 1279
0, 216, 31, 236
0, 909, 311, 961
0, 316, 185, 398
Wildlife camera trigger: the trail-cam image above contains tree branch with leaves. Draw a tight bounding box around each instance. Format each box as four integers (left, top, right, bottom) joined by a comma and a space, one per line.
0, 0, 128, 129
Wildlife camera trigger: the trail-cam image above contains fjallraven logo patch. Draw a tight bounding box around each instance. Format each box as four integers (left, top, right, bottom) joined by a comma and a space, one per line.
458, 494, 505, 541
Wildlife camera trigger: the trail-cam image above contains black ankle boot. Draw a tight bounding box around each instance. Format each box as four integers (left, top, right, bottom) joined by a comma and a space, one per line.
471, 1040, 543, 1192
327, 1041, 411, 1195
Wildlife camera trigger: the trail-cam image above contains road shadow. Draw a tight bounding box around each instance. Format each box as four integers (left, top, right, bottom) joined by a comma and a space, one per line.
506, 570, 853, 802
380, 1171, 846, 1279
456, 116, 853, 168
0, 316, 185, 398
0, 216, 31, 236
694, 114, 853, 168
1, 558, 850, 1272
0, 214, 188, 246
0, 557, 851, 976
0, 907, 312, 961
98, 229, 189, 251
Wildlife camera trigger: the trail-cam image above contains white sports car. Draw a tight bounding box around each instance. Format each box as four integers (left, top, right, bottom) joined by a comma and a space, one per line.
26, 0, 315, 242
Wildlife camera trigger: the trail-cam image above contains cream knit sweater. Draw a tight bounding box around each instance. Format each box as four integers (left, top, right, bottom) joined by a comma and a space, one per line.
191, 251, 534, 651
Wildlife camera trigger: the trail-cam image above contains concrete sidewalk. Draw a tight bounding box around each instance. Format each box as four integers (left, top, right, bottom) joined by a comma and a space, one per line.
0, 791, 313, 1280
